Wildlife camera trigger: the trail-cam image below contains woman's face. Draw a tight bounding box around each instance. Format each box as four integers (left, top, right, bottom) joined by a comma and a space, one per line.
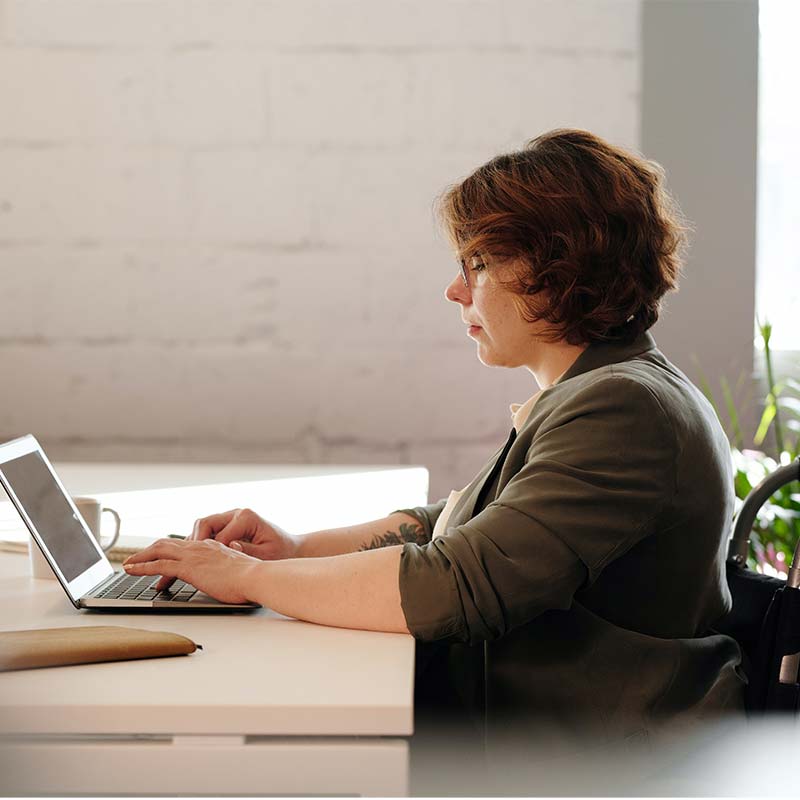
444, 256, 552, 370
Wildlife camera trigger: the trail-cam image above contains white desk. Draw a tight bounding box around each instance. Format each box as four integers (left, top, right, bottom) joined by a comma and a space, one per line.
0, 463, 425, 796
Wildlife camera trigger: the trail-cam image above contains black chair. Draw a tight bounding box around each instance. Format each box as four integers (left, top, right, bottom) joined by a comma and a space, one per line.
714, 457, 800, 712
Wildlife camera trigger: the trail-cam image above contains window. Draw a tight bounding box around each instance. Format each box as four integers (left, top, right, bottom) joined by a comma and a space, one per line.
756, 0, 800, 353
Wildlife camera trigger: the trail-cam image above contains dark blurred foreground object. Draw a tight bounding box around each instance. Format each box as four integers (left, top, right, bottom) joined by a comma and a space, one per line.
716, 456, 800, 712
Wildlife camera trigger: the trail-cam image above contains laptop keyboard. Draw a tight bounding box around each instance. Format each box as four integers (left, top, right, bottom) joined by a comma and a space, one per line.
93, 573, 199, 602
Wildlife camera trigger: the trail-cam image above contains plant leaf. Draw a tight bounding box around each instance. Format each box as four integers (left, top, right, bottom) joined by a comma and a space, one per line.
778, 396, 800, 418
755, 403, 777, 446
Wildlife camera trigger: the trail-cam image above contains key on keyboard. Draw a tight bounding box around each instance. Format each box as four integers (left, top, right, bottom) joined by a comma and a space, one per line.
95, 574, 197, 601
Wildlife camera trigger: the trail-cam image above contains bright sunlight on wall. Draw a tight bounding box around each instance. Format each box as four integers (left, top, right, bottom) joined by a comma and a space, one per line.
756, 0, 800, 351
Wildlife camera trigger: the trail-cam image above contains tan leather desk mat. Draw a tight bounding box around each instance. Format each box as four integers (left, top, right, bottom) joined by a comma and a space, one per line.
0, 625, 201, 672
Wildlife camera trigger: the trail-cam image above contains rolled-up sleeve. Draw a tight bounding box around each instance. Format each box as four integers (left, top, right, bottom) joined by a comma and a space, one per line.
391, 498, 447, 541
399, 376, 678, 645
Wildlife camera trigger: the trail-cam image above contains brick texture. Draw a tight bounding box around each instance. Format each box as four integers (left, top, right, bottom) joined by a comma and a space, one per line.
0, 0, 641, 506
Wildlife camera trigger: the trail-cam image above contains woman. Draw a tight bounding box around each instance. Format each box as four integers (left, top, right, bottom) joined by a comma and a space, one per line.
124, 129, 744, 749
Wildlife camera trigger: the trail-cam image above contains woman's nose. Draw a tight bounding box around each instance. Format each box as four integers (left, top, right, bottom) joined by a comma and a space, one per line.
444, 273, 469, 304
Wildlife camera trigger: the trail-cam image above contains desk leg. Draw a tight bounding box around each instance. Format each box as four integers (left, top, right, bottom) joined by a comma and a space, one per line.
0, 735, 409, 796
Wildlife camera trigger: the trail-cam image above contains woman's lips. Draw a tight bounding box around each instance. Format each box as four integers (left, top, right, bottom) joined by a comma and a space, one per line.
467, 325, 482, 337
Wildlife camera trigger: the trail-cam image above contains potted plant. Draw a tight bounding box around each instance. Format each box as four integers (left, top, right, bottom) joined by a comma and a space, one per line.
695, 319, 800, 577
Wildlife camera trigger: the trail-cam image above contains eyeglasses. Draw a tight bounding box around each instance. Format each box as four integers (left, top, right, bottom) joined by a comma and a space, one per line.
458, 257, 486, 288
459, 259, 470, 288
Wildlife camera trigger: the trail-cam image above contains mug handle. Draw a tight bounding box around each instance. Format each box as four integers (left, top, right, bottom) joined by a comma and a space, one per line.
100, 507, 121, 552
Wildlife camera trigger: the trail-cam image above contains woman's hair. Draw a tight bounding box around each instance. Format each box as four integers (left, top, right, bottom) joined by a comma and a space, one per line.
434, 129, 689, 344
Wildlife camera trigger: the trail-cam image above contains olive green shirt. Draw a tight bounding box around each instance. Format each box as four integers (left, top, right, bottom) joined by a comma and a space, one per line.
395, 331, 744, 746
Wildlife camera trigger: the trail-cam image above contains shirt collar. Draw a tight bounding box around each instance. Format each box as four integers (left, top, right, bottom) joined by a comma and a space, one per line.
509, 366, 568, 432
509, 331, 659, 432
553, 331, 657, 386
509, 392, 543, 433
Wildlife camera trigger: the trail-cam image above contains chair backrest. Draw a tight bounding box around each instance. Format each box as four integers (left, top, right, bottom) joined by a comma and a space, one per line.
718, 565, 784, 664
716, 456, 800, 713
716, 564, 785, 711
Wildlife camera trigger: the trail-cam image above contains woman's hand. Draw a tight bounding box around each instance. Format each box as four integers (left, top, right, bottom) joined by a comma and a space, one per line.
122, 538, 262, 601
189, 508, 300, 561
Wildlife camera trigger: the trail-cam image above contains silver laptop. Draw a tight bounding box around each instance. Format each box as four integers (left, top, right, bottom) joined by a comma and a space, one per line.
0, 434, 260, 611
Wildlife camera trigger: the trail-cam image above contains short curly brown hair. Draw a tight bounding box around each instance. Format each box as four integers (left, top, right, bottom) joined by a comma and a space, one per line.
434, 129, 689, 345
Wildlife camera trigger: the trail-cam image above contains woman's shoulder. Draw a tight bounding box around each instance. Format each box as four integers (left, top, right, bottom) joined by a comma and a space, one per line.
524, 349, 723, 458
549, 347, 705, 413
544, 354, 678, 415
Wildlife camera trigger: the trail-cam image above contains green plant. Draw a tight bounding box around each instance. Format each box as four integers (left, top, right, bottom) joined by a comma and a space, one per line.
695, 318, 800, 577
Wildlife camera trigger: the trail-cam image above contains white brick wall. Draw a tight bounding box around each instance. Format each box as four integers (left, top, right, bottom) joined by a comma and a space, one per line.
0, 0, 641, 506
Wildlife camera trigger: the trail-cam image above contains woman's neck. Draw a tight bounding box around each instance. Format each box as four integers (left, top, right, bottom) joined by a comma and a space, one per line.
526, 341, 588, 388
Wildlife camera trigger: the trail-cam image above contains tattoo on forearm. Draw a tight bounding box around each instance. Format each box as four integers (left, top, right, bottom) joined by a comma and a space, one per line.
359, 522, 427, 551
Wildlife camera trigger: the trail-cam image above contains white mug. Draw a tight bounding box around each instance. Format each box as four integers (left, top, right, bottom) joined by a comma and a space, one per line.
29, 496, 122, 579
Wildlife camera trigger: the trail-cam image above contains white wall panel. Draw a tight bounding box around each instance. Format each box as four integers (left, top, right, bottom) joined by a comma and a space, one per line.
0, 0, 641, 503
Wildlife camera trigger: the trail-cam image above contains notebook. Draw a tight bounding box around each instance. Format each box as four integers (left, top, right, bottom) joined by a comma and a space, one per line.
0, 434, 260, 612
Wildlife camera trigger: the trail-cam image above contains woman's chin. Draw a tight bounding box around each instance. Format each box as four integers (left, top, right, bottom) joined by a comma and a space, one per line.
476, 344, 521, 369
476, 347, 503, 368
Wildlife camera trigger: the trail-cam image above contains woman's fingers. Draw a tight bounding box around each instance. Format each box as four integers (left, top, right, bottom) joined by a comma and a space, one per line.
155, 575, 176, 592
214, 509, 257, 547
122, 538, 202, 592
123, 539, 189, 592
123, 558, 177, 576
118, 537, 252, 606
123, 538, 181, 565
191, 510, 240, 541
229, 540, 256, 555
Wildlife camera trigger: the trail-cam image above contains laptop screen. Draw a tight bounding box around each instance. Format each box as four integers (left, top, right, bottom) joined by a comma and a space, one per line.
0, 451, 102, 582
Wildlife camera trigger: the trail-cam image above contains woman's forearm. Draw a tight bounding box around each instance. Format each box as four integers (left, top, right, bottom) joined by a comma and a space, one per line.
244, 545, 411, 634
294, 512, 427, 558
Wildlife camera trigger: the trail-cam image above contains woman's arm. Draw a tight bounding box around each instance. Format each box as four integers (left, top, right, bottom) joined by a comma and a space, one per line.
296, 512, 428, 557
122, 538, 411, 634
187, 509, 429, 561
249, 546, 410, 633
